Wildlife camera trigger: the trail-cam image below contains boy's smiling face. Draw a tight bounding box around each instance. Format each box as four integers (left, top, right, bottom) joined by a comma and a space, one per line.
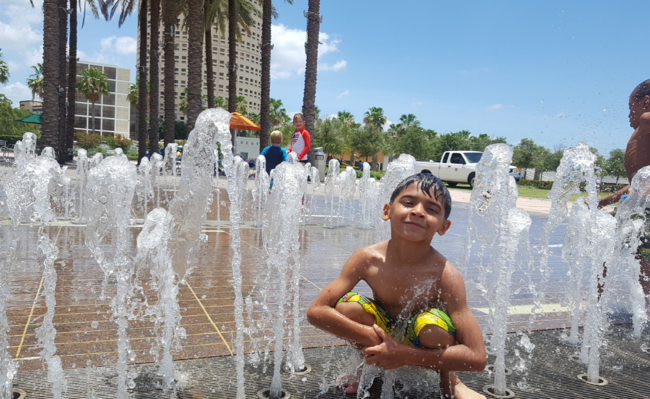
382, 182, 451, 242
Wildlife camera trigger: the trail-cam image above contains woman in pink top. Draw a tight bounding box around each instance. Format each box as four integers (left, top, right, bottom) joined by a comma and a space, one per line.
288, 113, 311, 164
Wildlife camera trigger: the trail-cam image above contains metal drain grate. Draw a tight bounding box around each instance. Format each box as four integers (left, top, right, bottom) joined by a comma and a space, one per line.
11, 323, 650, 398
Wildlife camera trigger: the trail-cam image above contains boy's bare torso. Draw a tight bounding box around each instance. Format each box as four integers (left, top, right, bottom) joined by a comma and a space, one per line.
359, 241, 451, 320
625, 124, 650, 182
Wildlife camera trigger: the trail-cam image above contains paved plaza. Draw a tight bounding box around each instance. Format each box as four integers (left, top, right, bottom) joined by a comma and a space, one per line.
0, 170, 647, 398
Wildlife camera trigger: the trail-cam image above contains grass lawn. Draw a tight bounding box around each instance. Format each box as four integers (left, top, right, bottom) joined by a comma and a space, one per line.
444, 182, 610, 202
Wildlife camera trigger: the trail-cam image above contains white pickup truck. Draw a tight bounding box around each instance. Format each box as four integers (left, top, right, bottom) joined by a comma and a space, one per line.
415, 151, 519, 188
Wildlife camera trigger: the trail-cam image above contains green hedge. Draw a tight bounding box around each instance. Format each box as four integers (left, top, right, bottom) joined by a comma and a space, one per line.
518, 179, 626, 193
0, 134, 42, 146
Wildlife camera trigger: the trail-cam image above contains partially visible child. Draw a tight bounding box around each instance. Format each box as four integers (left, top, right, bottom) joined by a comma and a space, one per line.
307, 173, 486, 398
260, 130, 287, 175
288, 113, 311, 164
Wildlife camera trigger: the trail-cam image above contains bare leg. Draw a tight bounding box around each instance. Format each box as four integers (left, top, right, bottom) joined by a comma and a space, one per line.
419, 325, 485, 399
335, 302, 375, 394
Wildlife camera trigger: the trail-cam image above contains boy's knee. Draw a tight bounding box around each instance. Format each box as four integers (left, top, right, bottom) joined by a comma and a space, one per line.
335, 301, 375, 326
418, 324, 456, 349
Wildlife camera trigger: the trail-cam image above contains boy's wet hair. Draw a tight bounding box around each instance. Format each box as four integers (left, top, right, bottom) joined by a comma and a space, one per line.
633, 79, 650, 99
389, 173, 452, 220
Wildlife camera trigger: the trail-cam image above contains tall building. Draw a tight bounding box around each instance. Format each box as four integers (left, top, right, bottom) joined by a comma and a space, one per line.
74, 61, 131, 138
140, 10, 263, 123
19, 100, 43, 113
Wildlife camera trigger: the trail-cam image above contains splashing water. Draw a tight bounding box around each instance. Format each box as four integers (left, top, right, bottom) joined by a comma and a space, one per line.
76, 149, 89, 223
533, 142, 596, 317
84, 152, 137, 399
164, 143, 179, 202
324, 159, 340, 228
358, 162, 377, 229
462, 144, 532, 396
253, 155, 269, 227
138, 157, 153, 221
210, 109, 248, 398
263, 160, 308, 397
610, 166, 650, 337
5, 142, 69, 399
376, 154, 417, 240
151, 153, 164, 208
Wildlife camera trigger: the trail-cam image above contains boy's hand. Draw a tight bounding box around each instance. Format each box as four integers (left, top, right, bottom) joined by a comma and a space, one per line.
362, 325, 407, 369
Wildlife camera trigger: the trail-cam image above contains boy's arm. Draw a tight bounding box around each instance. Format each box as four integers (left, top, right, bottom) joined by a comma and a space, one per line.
597, 185, 629, 209
364, 263, 486, 373
307, 249, 382, 348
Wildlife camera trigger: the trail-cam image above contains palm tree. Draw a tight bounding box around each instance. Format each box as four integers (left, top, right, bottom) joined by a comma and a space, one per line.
227, 0, 237, 145
399, 113, 420, 128
363, 107, 387, 130
186, 0, 204, 133
162, 0, 177, 149
337, 110, 354, 127
65, 0, 78, 162
203, 0, 255, 113
214, 96, 227, 108
27, 64, 44, 100
0, 52, 9, 84
269, 98, 288, 127
301, 0, 321, 163
136, 0, 149, 160
148, 0, 162, 156
57, 0, 68, 159
235, 95, 247, 115
76, 67, 110, 135
42, 0, 63, 159
259, 0, 292, 150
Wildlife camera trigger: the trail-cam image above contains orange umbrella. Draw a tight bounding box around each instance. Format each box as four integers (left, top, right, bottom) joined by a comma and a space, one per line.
230, 112, 260, 130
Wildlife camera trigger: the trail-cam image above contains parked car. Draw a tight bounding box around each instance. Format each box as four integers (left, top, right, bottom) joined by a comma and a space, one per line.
416, 151, 519, 188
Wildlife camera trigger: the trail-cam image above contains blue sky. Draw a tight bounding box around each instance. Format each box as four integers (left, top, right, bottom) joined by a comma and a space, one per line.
2, 0, 647, 155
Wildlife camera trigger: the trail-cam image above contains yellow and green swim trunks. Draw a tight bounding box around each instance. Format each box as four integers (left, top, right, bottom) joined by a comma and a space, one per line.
336, 291, 456, 348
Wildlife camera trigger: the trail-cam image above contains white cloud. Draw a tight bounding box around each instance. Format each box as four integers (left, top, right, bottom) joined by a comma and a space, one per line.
321, 59, 347, 72
0, 21, 40, 49
487, 104, 503, 110
24, 46, 43, 69
100, 36, 137, 55
115, 37, 137, 55
0, 82, 33, 107
271, 24, 346, 79
336, 90, 349, 99
0, 0, 42, 50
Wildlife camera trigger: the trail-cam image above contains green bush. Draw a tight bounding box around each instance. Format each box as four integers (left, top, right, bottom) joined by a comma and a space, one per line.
127, 150, 138, 161
75, 132, 102, 150
104, 134, 134, 152
518, 179, 626, 193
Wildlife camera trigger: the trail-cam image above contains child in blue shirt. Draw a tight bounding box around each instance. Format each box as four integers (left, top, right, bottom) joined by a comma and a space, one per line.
260, 130, 287, 177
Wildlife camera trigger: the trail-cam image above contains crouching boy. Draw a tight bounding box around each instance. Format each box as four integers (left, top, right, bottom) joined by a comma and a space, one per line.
307, 173, 486, 398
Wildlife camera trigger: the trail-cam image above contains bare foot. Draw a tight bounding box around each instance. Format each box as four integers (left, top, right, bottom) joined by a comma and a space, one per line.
452, 380, 486, 399
441, 373, 486, 399
337, 372, 360, 394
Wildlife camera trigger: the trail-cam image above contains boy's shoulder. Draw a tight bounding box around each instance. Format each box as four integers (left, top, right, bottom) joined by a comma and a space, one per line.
345, 242, 387, 270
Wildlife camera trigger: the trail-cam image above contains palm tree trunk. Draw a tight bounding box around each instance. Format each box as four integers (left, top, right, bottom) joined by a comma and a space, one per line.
187, 0, 204, 132
163, 0, 175, 148
138, 0, 148, 161
66, 0, 77, 162
302, 0, 320, 164
91, 102, 96, 134
227, 0, 237, 146
58, 0, 68, 163
205, 0, 215, 109
259, 0, 271, 151
42, 0, 61, 154
149, 0, 160, 156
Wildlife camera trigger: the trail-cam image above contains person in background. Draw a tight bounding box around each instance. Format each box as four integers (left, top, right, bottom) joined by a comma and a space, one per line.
598, 79, 650, 301
260, 130, 287, 175
288, 113, 311, 164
